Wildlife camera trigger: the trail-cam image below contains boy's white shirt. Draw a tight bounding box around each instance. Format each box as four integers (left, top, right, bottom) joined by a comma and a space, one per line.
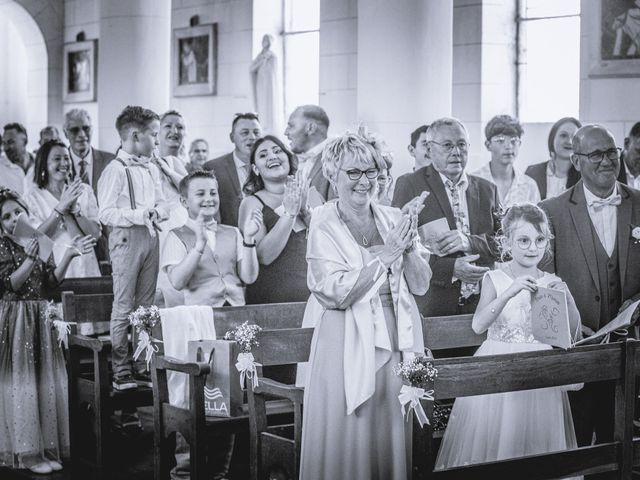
97, 150, 169, 227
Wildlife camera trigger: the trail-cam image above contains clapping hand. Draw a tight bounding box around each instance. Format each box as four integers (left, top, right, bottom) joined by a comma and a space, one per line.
243, 207, 263, 242
380, 215, 413, 266
194, 212, 207, 252
283, 175, 303, 217
143, 209, 161, 237
24, 238, 39, 261
401, 191, 429, 217
68, 234, 96, 257
57, 179, 83, 213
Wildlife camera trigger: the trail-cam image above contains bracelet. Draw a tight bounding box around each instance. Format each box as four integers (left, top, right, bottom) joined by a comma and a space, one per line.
243, 240, 257, 248
53, 208, 64, 218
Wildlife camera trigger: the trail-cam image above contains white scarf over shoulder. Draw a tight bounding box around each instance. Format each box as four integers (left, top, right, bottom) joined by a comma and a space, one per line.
301, 202, 428, 415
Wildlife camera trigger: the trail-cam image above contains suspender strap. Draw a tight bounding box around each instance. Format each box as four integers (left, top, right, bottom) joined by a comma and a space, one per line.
116, 158, 137, 210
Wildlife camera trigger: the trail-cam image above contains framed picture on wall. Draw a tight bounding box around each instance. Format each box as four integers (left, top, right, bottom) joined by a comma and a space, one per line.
173, 23, 218, 96
589, 0, 640, 77
63, 40, 97, 102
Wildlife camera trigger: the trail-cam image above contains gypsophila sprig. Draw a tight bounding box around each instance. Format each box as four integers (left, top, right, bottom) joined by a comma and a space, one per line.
393, 356, 438, 388
224, 322, 263, 389
394, 356, 437, 427
224, 321, 262, 353
128, 305, 162, 369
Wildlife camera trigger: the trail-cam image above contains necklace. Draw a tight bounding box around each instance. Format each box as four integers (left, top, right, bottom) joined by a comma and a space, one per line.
337, 203, 377, 246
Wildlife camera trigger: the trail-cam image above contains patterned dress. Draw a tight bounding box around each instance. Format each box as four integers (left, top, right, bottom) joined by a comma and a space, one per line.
0, 236, 69, 469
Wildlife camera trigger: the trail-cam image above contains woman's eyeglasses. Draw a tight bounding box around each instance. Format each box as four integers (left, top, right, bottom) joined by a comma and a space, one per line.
340, 168, 380, 181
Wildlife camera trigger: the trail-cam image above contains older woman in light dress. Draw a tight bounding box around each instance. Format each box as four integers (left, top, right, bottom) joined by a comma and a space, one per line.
299, 132, 432, 479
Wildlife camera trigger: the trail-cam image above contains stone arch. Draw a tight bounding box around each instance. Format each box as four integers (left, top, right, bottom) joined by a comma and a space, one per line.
0, 0, 63, 143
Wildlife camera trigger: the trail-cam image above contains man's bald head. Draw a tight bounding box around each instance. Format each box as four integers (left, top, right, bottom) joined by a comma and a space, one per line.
572, 124, 616, 154
571, 124, 620, 197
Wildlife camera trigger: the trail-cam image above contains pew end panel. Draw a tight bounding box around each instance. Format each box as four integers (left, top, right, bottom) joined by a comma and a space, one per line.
247, 327, 314, 480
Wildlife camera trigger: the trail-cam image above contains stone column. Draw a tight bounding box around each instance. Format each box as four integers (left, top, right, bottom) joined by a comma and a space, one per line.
357, 0, 453, 173
97, 0, 171, 151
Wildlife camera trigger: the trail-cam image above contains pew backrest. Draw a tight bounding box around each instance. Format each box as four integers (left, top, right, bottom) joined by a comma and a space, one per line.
251, 327, 315, 367
212, 302, 306, 338
62, 291, 113, 336
422, 314, 485, 352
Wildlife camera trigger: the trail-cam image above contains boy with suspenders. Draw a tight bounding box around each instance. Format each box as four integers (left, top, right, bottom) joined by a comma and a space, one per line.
98, 106, 168, 390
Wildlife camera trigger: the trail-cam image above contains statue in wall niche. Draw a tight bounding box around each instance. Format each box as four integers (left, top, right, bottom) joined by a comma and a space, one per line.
250, 34, 283, 134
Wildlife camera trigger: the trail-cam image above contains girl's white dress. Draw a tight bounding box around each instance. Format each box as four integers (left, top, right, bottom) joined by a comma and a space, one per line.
435, 268, 581, 478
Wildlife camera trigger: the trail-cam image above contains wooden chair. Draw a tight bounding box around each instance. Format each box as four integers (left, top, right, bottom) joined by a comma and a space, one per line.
49, 275, 113, 302
63, 291, 156, 473
151, 303, 307, 480
412, 339, 640, 479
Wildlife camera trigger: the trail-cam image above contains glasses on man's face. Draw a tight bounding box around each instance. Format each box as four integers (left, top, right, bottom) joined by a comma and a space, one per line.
68, 126, 91, 136
515, 236, 548, 250
429, 140, 470, 153
491, 136, 521, 147
574, 147, 621, 164
341, 168, 379, 181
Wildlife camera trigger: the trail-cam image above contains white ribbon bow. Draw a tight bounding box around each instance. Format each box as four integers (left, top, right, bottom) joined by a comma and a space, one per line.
51, 320, 76, 348
133, 329, 161, 369
235, 352, 262, 390
398, 384, 434, 428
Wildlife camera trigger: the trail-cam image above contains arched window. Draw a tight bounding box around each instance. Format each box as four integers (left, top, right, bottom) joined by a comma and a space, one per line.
517, 0, 581, 122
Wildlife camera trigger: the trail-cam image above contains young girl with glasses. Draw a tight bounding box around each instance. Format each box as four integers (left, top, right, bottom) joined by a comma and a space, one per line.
435, 203, 583, 476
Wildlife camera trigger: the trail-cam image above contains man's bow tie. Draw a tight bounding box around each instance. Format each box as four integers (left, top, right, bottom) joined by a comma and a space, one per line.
589, 194, 622, 211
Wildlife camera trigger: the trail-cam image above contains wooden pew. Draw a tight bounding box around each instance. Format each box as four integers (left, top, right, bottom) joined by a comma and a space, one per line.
412, 340, 640, 479
245, 314, 484, 480
63, 291, 156, 473
49, 275, 113, 302
151, 303, 307, 480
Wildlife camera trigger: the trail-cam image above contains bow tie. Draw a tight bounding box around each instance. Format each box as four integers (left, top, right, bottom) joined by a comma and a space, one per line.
589, 194, 621, 211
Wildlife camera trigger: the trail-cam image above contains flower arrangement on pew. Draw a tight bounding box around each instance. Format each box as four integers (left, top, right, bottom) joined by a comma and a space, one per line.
44, 301, 76, 348
224, 321, 262, 389
129, 305, 162, 369
393, 354, 438, 427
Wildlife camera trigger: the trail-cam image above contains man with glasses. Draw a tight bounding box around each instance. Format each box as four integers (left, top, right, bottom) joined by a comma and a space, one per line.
204, 113, 262, 226
2, 123, 35, 175
392, 117, 499, 319
0, 129, 26, 195
64, 108, 115, 196
540, 124, 640, 450
618, 121, 640, 190
472, 115, 540, 206
65, 109, 115, 266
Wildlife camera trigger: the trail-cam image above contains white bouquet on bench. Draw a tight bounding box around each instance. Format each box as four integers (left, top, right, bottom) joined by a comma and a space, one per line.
224, 321, 263, 389
129, 305, 162, 369
394, 354, 438, 428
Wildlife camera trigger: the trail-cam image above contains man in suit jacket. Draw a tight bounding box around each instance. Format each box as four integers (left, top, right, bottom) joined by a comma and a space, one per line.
64, 108, 115, 265
284, 105, 336, 202
203, 113, 262, 226
540, 124, 640, 449
392, 118, 499, 318
617, 121, 640, 189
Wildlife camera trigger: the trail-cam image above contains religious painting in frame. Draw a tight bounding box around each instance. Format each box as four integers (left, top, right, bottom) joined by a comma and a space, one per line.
63, 40, 97, 102
589, 0, 640, 77
173, 23, 218, 96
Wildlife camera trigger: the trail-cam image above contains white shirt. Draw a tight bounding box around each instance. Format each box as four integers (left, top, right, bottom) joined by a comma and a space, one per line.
0, 154, 26, 195
97, 150, 169, 227
69, 147, 94, 186
297, 139, 328, 181
233, 151, 249, 194
625, 162, 640, 190
546, 162, 568, 199
583, 184, 619, 257
472, 163, 541, 207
